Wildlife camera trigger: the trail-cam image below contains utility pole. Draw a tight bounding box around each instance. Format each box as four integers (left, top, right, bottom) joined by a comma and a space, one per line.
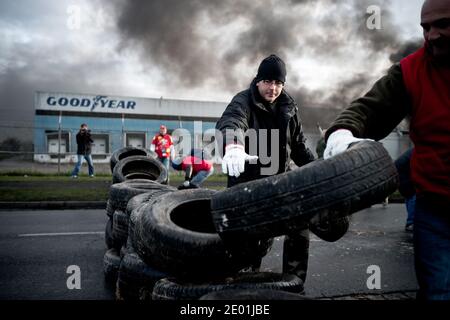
122, 113, 125, 147
57, 111, 62, 174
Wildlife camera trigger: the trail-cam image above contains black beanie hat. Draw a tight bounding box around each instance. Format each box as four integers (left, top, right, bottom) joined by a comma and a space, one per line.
256, 54, 287, 83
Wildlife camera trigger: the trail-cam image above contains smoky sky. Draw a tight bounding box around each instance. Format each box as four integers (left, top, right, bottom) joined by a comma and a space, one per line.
113, 0, 422, 107
0, 0, 424, 141
389, 39, 423, 62
0, 53, 125, 139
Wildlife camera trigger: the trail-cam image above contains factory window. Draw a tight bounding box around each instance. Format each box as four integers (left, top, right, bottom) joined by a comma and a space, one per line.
125, 132, 146, 149
91, 134, 109, 159
46, 131, 70, 157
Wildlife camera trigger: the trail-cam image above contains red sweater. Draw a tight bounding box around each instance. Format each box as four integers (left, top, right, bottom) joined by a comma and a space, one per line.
400, 48, 450, 199
151, 134, 173, 159
182, 156, 212, 173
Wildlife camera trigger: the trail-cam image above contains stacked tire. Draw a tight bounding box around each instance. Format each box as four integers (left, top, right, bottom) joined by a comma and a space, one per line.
116, 191, 175, 300
109, 146, 157, 174
131, 189, 297, 300
203, 141, 398, 300
111, 147, 167, 184
104, 141, 399, 300
103, 147, 172, 297
210, 141, 399, 240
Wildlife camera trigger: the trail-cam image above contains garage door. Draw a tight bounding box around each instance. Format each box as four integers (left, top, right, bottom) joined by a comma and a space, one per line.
91, 137, 106, 154
48, 139, 66, 153
128, 136, 144, 148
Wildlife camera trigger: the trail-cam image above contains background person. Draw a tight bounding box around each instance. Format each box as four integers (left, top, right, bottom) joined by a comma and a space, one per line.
171, 149, 214, 189
150, 125, 174, 172
71, 123, 94, 178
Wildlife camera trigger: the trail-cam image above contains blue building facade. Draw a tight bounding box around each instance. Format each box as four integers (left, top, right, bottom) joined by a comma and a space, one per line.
33, 91, 224, 163
33, 91, 411, 164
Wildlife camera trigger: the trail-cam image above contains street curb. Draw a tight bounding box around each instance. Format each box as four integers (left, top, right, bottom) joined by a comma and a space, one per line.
0, 201, 107, 210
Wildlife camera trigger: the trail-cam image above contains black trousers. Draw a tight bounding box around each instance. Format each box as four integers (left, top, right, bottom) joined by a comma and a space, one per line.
243, 229, 310, 284
282, 229, 310, 283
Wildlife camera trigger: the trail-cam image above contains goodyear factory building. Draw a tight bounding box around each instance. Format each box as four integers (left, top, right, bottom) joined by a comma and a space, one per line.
33, 91, 412, 163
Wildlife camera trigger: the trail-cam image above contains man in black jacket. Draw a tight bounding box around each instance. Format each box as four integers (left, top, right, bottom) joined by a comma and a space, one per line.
71, 123, 95, 178
216, 54, 315, 284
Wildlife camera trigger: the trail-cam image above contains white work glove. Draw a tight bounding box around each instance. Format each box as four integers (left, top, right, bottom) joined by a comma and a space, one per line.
183, 180, 190, 187
221, 144, 259, 178
150, 144, 156, 152
324, 129, 372, 160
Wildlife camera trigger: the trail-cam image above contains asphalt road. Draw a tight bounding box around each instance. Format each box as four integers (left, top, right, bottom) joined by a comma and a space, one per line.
0, 204, 418, 300
0, 209, 114, 300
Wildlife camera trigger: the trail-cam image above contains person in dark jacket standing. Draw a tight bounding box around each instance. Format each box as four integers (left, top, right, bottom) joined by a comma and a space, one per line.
323, 0, 450, 300
216, 54, 315, 284
71, 123, 94, 178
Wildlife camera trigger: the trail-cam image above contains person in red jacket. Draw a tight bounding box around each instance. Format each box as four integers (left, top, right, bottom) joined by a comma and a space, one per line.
150, 125, 174, 172
172, 151, 214, 189
324, 0, 450, 300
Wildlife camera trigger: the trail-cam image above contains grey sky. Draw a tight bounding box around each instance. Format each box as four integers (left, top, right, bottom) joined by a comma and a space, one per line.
0, 0, 424, 140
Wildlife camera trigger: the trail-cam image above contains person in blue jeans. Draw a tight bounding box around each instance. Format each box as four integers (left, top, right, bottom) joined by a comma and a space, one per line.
71, 123, 94, 178
395, 148, 415, 232
171, 149, 214, 189
414, 198, 450, 300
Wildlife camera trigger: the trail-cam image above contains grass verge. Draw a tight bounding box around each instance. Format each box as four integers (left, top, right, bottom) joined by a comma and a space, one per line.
0, 172, 227, 202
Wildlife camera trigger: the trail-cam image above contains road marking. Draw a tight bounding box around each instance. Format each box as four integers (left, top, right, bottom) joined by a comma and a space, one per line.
18, 231, 104, 237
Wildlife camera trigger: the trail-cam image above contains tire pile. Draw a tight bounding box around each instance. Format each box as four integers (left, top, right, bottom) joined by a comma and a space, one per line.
103, 146, 173, 299
103, 141, 399, 300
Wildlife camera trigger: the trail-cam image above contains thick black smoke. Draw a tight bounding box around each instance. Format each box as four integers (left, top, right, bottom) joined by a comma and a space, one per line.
113, 0, 419, 109
0, 0, 424, 143
389, 39, 423, 62
0, 0, 132, 141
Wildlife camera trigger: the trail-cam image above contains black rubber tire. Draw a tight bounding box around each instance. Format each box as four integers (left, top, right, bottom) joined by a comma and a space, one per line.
119, 242, 128, 260
109, 179, 175, 213
106, 199, 115, 218
105, 218, 114, 249
112, 210, 128, 249
152, 272, 304, 300
126, 191, 175, 216
309, 215, 350, 242
112, 155, 168, 184
126, 189, 175, 251
103, 248, 121, 282
211, 141, 399, 239
134, 189, 264, 280
199, 288, 310, 300
110, 146, 157, 173
116, 249, 169, 301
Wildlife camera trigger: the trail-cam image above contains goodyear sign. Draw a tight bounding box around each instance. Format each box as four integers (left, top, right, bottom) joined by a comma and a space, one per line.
46, 95, 136, 111
34, 90, 227, 118
35, 91, 147, 115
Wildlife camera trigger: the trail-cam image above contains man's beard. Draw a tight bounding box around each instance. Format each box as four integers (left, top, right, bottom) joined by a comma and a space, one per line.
425, 39, 450, 65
